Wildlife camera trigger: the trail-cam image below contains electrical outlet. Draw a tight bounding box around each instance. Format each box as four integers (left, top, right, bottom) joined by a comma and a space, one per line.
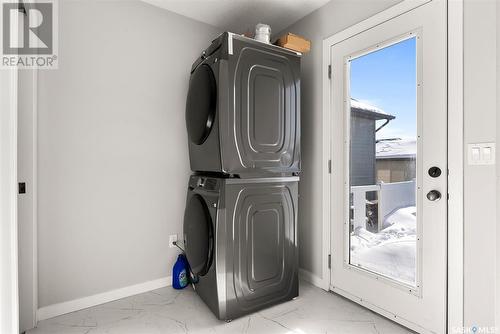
169, 234, 178, 248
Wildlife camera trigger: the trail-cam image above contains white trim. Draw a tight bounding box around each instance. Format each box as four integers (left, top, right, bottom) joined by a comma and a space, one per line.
17, 68, 39, 332
32, 68, 39, 326
37, 276, 172, 321
322, 0, 430, 48
0, 69, 19, 334
321, 35, 331, 292
447, 0, 464, 330
299, 269, 325, 289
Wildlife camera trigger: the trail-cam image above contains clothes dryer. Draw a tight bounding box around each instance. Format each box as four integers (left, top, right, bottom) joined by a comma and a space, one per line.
185, 32, 301, 177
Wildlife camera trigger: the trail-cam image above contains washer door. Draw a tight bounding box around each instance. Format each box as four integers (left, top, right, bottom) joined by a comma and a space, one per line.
183, 194, 214, 276
185, 64, 217, 145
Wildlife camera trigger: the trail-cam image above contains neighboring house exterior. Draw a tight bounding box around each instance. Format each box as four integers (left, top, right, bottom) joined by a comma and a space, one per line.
350, 99, 395, 186
349, 99, 418, 232
376, 139, 416, 183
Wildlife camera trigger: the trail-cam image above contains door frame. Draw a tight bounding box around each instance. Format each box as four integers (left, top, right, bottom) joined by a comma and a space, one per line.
321, 0, 464, 331
0, 69, 20, 333
18, 68, 39, 331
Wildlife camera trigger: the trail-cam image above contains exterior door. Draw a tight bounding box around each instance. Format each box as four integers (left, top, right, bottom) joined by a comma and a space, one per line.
329, 1, 447, 333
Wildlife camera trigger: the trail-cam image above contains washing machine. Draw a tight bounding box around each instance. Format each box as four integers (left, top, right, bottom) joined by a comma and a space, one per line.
185, 32, 301, 177
183, 174, 299, 320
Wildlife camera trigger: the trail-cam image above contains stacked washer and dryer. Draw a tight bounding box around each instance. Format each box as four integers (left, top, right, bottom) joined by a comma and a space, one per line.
182, 32, 301, 321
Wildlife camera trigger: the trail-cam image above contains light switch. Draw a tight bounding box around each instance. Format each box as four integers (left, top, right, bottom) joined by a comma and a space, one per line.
472, 147, 480, 162
468, 143, 496, 165
483, 146, 492, 162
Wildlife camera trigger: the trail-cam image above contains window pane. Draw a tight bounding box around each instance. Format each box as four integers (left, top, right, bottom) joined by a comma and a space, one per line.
348, 37, 417, 286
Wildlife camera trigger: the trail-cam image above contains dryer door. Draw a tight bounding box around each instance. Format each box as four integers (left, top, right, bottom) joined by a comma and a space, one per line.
186, 64, 217, 145
183, 193, 214, 276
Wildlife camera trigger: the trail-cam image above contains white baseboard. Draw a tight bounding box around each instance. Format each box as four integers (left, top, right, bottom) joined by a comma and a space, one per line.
37, 276, 172, 321
299, 268, 329, 291
37, 270, 325, 321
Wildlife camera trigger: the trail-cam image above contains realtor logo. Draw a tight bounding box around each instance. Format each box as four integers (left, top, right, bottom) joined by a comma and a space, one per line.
1, 0, 58, 68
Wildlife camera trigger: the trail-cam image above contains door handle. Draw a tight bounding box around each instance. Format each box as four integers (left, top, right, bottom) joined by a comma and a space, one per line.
426, 190, 441, 201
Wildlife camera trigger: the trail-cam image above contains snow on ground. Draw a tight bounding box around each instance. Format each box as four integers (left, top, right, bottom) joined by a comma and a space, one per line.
350, 206, 416, 285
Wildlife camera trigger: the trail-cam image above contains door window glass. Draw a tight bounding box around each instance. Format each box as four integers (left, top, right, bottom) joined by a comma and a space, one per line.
348, 37, 417, 286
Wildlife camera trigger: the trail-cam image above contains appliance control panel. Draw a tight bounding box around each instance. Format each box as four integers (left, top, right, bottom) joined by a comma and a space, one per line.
189, 176, 219, 191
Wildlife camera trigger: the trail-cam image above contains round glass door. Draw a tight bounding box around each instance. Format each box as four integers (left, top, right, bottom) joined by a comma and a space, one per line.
183, 194, 213, 276
185, 64, 217, 145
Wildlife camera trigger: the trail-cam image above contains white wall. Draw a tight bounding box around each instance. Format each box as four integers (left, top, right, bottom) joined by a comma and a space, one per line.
37, 0, 221, 307
463, 0, 497, 328
276, 0, 401, 281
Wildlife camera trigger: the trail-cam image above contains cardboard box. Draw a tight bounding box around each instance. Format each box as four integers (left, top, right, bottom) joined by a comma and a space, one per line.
275, 33, 311, 53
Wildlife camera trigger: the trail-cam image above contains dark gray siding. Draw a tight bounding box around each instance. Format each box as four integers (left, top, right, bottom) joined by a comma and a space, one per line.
350, 116, 376, 186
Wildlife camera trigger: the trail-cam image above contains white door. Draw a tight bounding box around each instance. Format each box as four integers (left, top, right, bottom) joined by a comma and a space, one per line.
329, 1, 447, 333
18, 69, 38, 333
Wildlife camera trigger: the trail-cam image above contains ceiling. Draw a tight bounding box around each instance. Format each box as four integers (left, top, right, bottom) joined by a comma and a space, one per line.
142, 0, 331, 35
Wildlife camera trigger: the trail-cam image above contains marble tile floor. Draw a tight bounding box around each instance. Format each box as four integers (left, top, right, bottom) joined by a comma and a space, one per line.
28, 281, 415, 334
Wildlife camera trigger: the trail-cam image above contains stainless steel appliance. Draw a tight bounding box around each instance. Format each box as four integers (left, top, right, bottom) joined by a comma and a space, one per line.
183, 175, 299, 320
185, 32, 301, 178
183, 32, 301, 321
